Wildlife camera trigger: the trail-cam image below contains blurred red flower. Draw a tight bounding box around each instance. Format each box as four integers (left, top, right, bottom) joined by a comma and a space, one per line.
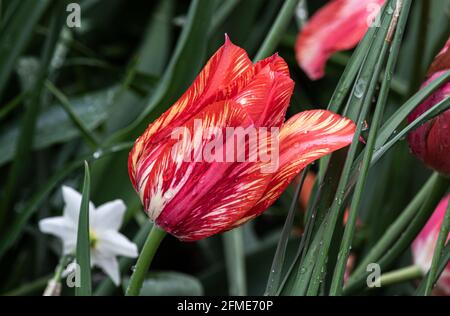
407, 38, 450, 176
412, 194, 450, 295
295, 0, 385, 80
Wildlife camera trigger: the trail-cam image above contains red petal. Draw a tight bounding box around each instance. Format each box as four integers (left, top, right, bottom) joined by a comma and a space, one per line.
428, 37, 450, 75
233, 65, 294, 128
129, 36, 253, 186
412, 194, 450, 294
295, 0, 385, 80
407, 72, 450, 175
232, 110, 356, 226
132, 100, 273, 241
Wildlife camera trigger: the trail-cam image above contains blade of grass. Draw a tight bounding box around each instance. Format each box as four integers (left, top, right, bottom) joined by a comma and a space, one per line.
0, 0, 50, 98
0, 1, 65, 230
75, 161, 92, 296
108, 0, 216, 142
306, 1, 397, 295
0, 92, 27, 120
45, 80, 100, 148
265, 167, 309, 296
344, 173, 450, 294
329, 0, 410, 295
423, 198, 450, 295
253, 0, 300, 61
372, 95, 450, 163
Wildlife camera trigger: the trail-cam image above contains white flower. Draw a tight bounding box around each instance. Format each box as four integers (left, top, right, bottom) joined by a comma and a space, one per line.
39, 186, 138, 285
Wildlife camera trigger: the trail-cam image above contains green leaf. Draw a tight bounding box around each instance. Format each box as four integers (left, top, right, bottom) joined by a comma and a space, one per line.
0, 0, 50, 97
123, 271, 204, 296
265, 168, 308, 295
75, 161, 92, 296
329, 0, 412, 295
0, 1, 65, 229
0, 87, 116, 167
345, 173, 450, 294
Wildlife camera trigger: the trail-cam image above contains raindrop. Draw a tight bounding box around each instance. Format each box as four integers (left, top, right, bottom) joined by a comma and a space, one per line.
93, 149, 103, 159
354, 79, 366, 99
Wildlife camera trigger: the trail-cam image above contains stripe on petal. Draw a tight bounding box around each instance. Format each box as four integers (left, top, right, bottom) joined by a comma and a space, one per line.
295, 0, 385, 80
129, 36, 253, 183
232, 110, 355, 226
134, 100, 272, 241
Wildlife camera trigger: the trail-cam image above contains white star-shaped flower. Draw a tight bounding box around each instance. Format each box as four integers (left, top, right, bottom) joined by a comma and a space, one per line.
39, 186, 138, 285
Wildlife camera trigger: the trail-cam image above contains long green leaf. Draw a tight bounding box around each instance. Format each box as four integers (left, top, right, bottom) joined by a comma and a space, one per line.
0, 1, 65, 229
0, 0, 50, 97
75, 161, 92, 296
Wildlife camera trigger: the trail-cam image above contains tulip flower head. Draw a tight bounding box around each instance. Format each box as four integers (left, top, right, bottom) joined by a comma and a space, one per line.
39, 186, 138, 285
412, 195, 450, 295
295, 0, 385, 80
407, 38, 450, 175
129, 36, 356, 241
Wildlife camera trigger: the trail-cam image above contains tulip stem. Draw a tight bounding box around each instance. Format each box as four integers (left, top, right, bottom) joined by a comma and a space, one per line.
125, 225, 166, 296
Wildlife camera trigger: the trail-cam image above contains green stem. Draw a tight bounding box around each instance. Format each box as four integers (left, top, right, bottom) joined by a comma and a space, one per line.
125, 225, 166, 296
423, 198, 450, 295
377, 265, 423, 288
253, 0, 300, 61
224, 228, 247, 296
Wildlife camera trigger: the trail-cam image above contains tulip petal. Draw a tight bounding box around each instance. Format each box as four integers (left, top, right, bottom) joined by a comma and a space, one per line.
233, 65, 294, 128
129, 37, 253, 181
407, 72, 450, 175
295, 0, 385, 80
132, 100, 275, 241
428, 38, 450, 75
233, 110, 356, 226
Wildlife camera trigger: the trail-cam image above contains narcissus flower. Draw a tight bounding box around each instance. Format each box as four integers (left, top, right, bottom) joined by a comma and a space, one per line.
412, 194, 450, 295
128, 36, 356, 241
295, 0, 385, 80
407, 38, 450, 175
39, 186, 138, 285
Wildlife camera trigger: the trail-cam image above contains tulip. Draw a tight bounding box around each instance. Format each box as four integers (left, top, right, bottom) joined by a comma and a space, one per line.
407, 38, 450, 175
412, 194, 450, 295
128, 36, 356, 242
295, 0, 385, 80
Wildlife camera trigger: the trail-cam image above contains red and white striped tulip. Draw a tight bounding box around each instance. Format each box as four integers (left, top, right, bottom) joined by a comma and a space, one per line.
295, 0, 385, 80
407, 38, 450, 176
128, 36, 356, 241
412, 194, 450, 295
